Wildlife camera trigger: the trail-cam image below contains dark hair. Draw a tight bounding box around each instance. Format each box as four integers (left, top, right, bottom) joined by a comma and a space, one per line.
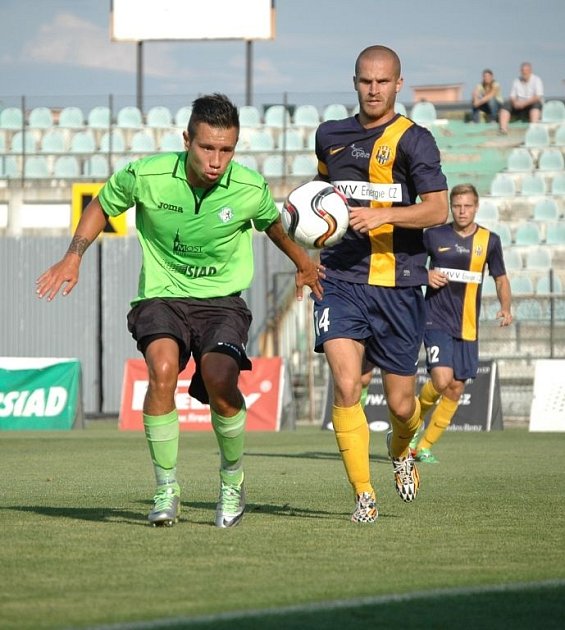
187, 93, 239, 136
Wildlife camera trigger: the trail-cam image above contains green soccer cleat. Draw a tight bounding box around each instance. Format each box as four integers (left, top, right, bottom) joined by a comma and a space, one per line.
351, 490, 378, 523
415, 448, 439, 464
148, 484, 181, 527
409, 423, 424, 457
215, 479, 245, 528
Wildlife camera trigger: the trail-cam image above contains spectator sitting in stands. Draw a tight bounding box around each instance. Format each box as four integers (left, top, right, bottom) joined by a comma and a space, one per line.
471, 69, 503, 123
499, 62, 544, 134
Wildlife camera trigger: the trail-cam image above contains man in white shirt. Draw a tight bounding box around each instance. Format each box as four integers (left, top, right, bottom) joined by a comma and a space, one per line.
499, 62, 544, 133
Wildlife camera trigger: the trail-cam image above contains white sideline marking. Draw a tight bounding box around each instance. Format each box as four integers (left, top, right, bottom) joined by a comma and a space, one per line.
83, 579, 565, 630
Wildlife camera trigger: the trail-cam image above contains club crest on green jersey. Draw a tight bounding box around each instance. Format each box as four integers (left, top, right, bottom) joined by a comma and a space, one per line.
218, 207, 233, 223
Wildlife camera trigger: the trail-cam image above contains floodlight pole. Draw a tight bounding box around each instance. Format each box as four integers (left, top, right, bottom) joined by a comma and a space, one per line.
136, 41, 144, 112
245, 40, 253, 106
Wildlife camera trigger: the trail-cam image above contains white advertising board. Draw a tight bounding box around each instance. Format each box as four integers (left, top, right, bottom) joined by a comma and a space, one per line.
529, 359, 565, 432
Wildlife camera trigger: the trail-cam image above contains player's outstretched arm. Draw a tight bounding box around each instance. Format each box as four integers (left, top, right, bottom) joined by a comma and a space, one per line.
265, 217, 325, 301
36, 197, 109, 301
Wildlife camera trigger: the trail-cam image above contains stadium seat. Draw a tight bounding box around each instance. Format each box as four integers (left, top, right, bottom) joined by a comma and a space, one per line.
28, 106, 53, 129
520, 173, 546, 196
83, 155, 110, 179
293, 105, 320, 129
322, 103, 348, 121
545, 221, 565, 245
248, 129, 275, 151
538, 148, 565, 171
291, 154, 317, 177
535, 273, 563, 294
306, 128, 316, 151
409, 101, 437, 126
24, 156, 50, 178
506, 148, 534, 172
99, 129, 126, 153
551, 173, 565, 195
541, 100, 565, 124
494, 223, 512, 247
234, 154, 258, 171
476, 199, 499, 223
116, 106, 143, 129
525, 247, 552, 270
174, 106, 192, 128
511, 275, 534, 294
503, 248, 523, 270
239, 105, 262, 128
264, 105, 292, 129
0, 106, 23, 129
490, 174, 516, 196
53, 155, 81, 179
159, 131, 184, 152
262, 154, 286, 177
112, 156, 131, 173
0, 155, 20, 178
395, 102, 407, 116
532, 198, 559, 221
524, 123, 550, 148
87, 106, 112, 129
554, 124, 565, 146
482, 274, 497, 297
514, 221, 542, 246
145, 106, 172, 128
40, 128, 67, 153
58, 106, 84, 128
276, 129, 304, 151
10, 131, 36, 153
69, 130, 96, 154
516, 299, 545, 320
0, 132, 5, 153
129, 130, 156, 153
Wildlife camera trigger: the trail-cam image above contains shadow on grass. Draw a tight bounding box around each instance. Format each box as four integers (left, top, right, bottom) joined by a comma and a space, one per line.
1, 504, 147, 524
245, 450, 390, 463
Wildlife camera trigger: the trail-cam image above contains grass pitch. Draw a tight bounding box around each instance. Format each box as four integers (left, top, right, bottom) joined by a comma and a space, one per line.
1, 424, 564, 629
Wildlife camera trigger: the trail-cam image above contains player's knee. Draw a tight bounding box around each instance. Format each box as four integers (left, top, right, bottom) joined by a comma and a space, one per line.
148, 359, 178, 393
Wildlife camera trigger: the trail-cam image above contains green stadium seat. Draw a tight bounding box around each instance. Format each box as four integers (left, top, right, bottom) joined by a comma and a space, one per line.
58, 106, 84, 128
0, 107, 23, 129
520, 173, 546, 196
545, 221, 565, 245
262, 154, 286, 177
99, 129, 126, 153
514, 221, 542, 246
146, 106, 172, 128
53, 155, 81, 179
511, 275, 534, 294
322, 103, 348, 121
524, 123, 550, 148
83, 155, 110, 179
40, 129, 67, 153
87, 106, 112, 129
10, 131, 36, 153
494, 222, 512, 247
409, 101, 437, 126
264, 105, 292, 129
276, 129, 304, 151
490, 174, 516, 196
506, 148, 534, 171
516, 299, 545, 320
551, 173, 565, 195
291, 154, 317, 178
541, 100, 565, 124
28, 106, 53, 128
538, 148, 564, 171
116, 106, 143, 129
482, 274, 497, 297
129, 130, 155, 153
234, 154, 258, 170
293, 105, 320, 129
503, 248, 523, 270
24, 156, 50, 178
532, 198, 559, 221
535, 273, 563, 294
248, 129, 275, 151
239, 106, 262, 128
395, 102, 407, 116
525, 247, 552, 270
0, 155, 20, 178
174, 106, 192, 128
477, 199, 499, 222
69, 130, 96, 154
554, 124, 565, 146
159, 131, 184, 152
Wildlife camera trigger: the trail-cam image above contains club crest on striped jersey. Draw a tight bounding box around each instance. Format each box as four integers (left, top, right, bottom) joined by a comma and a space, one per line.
375, 145, 392, 165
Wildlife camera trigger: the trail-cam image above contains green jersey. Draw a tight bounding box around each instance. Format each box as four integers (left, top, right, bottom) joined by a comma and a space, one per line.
98, 152, 279, 303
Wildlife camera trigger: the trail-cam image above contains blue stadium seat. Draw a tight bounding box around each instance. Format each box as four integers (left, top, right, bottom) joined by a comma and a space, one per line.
146, 106, 172, 128
116, 106, 143, 129
264, 105, 292, 129
538, 148, 565, 171
535, 273, 563, 294
58, 106, 84, 129
53, 155, 81, 179
554, 124, 565, 146
525, 247, 552, 270
262, 154, 286, 177
69, 130, 96, 154
409, 101, 437, 126
476, 199, 499, 223
306, 128, 316, 151
490, 174, 516, 196
0, 107, 23, 129
551, 173, 565, 195
494, 223, 512, 247
514, 221, 542, 246
545, 221, 565, 245
24, 156, 50, 178
239, 106, 262, 128
541, 100, 565, 124
524, 123, 550, 148
532, 198, 559, 221
159, 131, 184, 152
511, 275, 534, 294
87, 106, 112, 129
174, 106, 192, 128
99, 129, 126, 153
293, 105, 320, 129
129, 130, 156, 153
482, 274, 497, 297
322, 103, 348, 121
10, 131, 36, 153
40, 128, 67, 153
83, 155, 110, 179
503, 248, 522, 270
520, 173, 546, 196
506, 148, 534, 172
291, 154, 317, 178
248, 129, 275, 151
0, 156, 20, 178
28, 106, 53, 129
276, 129, 304, 151
516, 299, 545, 320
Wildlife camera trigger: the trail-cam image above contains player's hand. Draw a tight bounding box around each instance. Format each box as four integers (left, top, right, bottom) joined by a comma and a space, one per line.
295, 260, 325, 301
35, 254, 81, 301
348, 207, 386, 233
496, 309, 513, 327
428, 269, 448, 289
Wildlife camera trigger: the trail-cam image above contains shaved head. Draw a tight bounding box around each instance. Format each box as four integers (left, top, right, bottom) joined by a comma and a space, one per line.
355, 45, 401, 79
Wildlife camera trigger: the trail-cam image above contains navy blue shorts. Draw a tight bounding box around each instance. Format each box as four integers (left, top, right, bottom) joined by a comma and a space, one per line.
423, 328, 478, 381
312, 276, 425, 376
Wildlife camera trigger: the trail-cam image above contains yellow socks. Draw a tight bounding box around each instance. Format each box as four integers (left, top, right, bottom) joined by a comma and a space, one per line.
389, 398, 421, 459
418, 380, 440, 422
332, 403, 373, 495
419, 397, 459, 450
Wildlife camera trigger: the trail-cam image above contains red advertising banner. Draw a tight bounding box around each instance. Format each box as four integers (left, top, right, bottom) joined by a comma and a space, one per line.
119, 357, 284, 432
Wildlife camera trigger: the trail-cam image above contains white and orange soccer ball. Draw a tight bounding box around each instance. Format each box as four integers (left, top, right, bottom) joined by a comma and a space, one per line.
281, 181, 349, 249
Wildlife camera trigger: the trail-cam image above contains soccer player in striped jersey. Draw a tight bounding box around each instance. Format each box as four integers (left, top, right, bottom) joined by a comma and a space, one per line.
413, 184, 513, 463
312, 45, 448, 522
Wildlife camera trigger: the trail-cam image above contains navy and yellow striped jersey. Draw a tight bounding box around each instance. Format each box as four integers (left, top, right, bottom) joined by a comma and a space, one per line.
423, 222, 507, 341
316, 113, 447, 287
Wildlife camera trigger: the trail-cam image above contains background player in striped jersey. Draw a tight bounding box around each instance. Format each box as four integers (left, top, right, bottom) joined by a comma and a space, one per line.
312, 45, 448, 522
412, 183, 512, 463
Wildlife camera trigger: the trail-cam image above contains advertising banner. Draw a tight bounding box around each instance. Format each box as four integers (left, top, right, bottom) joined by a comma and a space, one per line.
322, 360, 503, 432
0, 358, 83, 430
530, 359, 565, 432
119, 357, 287, 431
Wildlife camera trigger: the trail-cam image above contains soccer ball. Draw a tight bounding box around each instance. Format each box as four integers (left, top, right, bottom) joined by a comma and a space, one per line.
281, 181, 349, 249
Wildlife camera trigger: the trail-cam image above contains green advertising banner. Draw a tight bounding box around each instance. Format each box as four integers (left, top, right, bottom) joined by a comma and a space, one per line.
0, 360, 82, 430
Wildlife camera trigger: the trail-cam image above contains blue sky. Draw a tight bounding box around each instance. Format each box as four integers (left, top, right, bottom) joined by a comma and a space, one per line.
0, 0, 563, 110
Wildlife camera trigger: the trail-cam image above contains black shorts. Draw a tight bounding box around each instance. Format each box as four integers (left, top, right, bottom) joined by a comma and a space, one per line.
503, 101, 542, 122
127, 297, 252, 404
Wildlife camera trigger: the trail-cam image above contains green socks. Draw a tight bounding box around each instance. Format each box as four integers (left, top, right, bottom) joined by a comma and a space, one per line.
211, 406, 247, 486
143, 409, 179, 488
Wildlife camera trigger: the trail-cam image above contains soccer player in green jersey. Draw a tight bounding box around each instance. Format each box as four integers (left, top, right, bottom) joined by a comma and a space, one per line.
36, 93, 323, 528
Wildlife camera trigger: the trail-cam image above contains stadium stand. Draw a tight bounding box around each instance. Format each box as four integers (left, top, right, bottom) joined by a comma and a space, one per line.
24, 156, 49, 178
58, 106, 85, 129
276, 129, 304, 151
174, 106, 192, 128
239, 105, 262, 128
506, 147, 534, 172
541, 100, 565, 124
159, 131, 184, 152
520, 172, 546, 196
53, 155, 81, 179
87, 106, 112, 129
83, 154, 110, 179
524, 123, 550, 148
69, 130, 96, 154
322, 103, 348, 121
514, 221, 543, 246
0, 107, 23, 130
28, 106, 54, 129
116, 106, 143, 129
40, 129, 67, 154
532, 197, 560, 221
264, 105, 292, 129
145, 106, 172, 129
293, 104, 320, 129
